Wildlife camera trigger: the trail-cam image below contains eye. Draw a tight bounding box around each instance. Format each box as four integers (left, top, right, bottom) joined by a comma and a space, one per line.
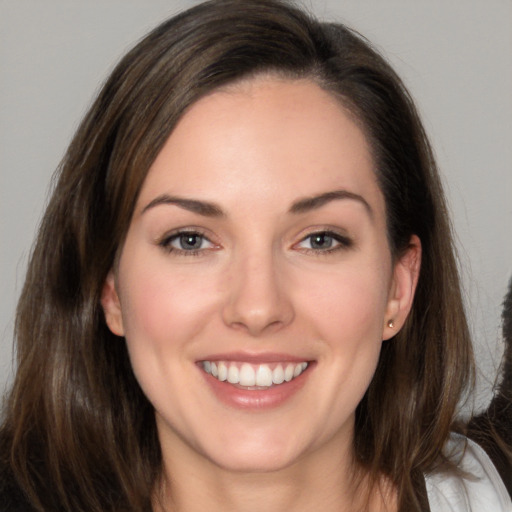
159, 230, 216, 255
295, 231, 352, 253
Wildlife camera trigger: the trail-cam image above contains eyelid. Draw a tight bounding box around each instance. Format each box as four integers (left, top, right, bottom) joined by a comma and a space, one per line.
157, 227, 220, 255
292, 228, 353, 253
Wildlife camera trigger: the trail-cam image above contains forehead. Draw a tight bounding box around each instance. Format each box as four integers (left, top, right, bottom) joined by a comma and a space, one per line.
135, 77, 383, 218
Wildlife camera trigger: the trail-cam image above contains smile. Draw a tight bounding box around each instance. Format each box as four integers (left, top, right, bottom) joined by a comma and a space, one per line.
201, 360, 309, 387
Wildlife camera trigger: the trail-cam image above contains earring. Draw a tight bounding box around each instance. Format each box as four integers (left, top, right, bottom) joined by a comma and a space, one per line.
387, 319, 394, 328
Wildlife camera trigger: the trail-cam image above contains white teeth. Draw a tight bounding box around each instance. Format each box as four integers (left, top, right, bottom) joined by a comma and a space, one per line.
272, 364, 285, 384
217, 361, 228, 381
227, 365, 239, 384
239, 363, 256, 386
255, 364, 273, 386
284, 364, 294, 382
201, 360, 309, 387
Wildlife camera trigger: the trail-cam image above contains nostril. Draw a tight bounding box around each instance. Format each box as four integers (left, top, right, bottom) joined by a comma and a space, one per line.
221, 261, 295, 334
223, 306, 294, 336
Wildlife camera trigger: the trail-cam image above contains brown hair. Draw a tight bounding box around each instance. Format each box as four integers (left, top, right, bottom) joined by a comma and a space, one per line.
0, 1, 474, 510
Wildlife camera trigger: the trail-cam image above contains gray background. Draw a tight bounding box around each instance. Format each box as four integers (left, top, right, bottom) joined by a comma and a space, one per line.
1, 0, 511, 413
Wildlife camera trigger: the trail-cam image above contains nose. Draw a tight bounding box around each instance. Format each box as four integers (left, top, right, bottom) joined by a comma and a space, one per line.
221, 250, 295, 336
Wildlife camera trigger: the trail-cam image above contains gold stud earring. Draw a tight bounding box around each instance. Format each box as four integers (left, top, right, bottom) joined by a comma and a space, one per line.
387, 320, 395, 328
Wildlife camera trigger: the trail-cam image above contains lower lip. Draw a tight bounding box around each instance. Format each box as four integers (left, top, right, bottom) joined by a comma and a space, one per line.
199, 364, 313, 410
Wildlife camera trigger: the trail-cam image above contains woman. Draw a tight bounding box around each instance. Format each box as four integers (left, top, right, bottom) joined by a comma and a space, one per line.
0, 1, 509, 511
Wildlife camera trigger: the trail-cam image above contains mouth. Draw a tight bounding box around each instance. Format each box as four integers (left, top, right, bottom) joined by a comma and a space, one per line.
200, 360, 309, 388
197, 356, 313, 409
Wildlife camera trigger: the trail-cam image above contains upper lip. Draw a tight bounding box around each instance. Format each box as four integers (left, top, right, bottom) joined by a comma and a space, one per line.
197, 351, 312, 364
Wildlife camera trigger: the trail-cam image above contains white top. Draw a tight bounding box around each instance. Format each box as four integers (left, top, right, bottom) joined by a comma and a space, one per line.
426, 433, 512, 511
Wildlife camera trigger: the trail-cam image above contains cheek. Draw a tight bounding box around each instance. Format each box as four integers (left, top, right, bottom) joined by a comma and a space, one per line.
115, 259, 223, 417
296, 262, 390, 421
297, 259, 391, 339
117, 259, 220, 356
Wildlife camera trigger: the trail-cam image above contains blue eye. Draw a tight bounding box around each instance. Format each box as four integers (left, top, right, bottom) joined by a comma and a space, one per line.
160, 231, 215, 254
173, 233, 207, 250
297, 231, 352, 252
307, 233, 335, 249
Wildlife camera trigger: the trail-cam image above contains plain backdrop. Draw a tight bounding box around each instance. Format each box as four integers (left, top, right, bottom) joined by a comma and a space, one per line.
1, 0, 511, 413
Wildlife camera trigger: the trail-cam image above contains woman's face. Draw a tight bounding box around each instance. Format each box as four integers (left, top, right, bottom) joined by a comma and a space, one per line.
102, 77, 419, 473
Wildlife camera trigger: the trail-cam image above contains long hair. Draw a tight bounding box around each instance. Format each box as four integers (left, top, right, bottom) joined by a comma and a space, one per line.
0, 1, 474, 510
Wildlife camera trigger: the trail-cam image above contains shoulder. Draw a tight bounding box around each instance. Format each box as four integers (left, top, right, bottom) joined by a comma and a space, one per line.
425, 433, 512, 512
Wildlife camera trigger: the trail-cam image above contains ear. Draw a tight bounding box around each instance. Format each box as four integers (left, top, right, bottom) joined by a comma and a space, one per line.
382, 235, 421, 340
100, 270, 125, 336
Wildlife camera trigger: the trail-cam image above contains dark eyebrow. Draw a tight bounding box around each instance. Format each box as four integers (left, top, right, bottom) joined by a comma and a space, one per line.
289, 190, 373, 217
141, 194, 225, 217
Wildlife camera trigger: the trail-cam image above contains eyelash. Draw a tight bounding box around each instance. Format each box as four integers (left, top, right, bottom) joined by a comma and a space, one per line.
294, 230, 353, 255
157, 229, 353, 257
158, 230, 216, 256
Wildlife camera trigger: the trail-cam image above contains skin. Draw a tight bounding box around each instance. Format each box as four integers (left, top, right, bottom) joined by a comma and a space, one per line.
102, 77, 420, 512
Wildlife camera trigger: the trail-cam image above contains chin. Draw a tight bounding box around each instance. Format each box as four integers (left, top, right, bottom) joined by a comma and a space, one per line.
201, 432, 308, 474
210, 449, 300, 474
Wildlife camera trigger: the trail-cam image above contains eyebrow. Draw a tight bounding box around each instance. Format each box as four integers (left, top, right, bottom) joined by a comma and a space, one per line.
289, 190, 373, 216
141, 189, 372, 218
141, 194, 225, 217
